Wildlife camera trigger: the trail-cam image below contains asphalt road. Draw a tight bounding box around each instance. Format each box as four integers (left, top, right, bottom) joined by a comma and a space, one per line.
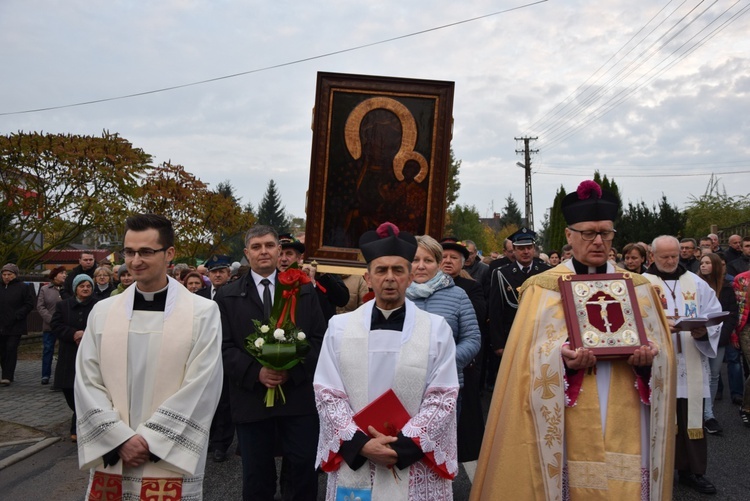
2, 393, 748, 500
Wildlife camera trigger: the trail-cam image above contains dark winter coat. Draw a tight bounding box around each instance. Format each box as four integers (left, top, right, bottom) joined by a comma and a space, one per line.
51, 296, 97, 389
215, 272, 326, 424
0, 277, 35, 337
93, 283, 115, 301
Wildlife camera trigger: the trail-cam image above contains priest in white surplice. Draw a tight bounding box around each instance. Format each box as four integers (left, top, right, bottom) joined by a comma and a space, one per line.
644, 235, 722, 495
314, 222, 459, 501
75, 214, 223, 501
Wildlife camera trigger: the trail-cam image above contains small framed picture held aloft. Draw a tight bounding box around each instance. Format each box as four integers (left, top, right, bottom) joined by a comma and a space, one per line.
559, 273, 650, 359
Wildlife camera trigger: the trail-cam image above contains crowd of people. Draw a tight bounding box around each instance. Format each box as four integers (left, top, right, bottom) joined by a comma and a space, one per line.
0, 187, 749, 499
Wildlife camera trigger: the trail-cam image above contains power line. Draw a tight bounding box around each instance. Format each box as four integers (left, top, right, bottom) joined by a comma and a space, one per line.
542, 0, 749, 151
0, 0, 548, 117
534, 168, 750, 177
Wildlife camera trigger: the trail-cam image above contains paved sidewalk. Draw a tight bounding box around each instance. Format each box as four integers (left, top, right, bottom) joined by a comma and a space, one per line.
0, 359, 71, 433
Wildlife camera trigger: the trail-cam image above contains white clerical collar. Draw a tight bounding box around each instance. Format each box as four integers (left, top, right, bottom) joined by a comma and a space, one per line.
135, 282, 169, 301
376, 305, 402, 319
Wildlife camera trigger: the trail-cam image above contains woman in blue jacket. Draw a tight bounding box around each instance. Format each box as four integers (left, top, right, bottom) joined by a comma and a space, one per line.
406, 235, 481, 415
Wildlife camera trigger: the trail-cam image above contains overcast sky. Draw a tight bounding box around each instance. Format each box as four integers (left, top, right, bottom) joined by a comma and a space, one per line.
2, 0, 749, 236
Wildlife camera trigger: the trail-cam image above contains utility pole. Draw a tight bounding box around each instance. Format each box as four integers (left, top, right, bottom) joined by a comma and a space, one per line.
515, 136, 538, 230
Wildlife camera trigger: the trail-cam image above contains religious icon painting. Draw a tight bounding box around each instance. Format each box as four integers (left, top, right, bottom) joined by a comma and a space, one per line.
559, 273, 649, 359
305, 72, 455, 268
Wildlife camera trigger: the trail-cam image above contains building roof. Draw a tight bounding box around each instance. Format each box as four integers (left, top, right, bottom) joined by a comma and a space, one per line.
39, 249, 115, 265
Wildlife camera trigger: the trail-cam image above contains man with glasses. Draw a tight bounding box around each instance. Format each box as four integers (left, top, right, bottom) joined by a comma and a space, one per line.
74, 213, 223, 500
472, 180, 675, 500
679, 238, 700, 273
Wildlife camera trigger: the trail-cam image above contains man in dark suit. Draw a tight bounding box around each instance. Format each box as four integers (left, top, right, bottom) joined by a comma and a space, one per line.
278, 232, 349, 322
487, 228, 551, 378
197, 254, 232, 300
216, 225, 326, 501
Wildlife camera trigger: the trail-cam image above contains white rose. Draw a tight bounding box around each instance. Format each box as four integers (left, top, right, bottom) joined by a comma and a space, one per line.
254, 338, 265, 348
260, 325, 270, 334
296, 331, 306, 341
273, 328, 286, 340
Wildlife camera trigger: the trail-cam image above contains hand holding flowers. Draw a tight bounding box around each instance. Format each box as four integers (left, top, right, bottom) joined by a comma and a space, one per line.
245, 264, 312, 406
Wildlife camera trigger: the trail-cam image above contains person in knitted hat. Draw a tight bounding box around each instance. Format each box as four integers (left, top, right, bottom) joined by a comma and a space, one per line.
1, 263, 36, 385
314, 222, 459, 500
51, 272, 96, 441
37, 266, 70, 384
472, 180, 677, 500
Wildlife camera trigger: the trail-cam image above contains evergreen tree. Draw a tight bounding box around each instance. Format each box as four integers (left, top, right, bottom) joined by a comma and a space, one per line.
546, 185, 568, 253
500, 194, 523, 228
616, 195, 686, 247
257, 179, 291, 233
593, 171, 623, 222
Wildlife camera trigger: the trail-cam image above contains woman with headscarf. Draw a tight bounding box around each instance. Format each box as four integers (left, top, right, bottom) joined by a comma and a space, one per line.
51, 274, 98, 442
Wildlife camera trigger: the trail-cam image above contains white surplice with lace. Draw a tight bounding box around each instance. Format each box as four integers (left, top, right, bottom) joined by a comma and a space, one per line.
314, 299, 459, 501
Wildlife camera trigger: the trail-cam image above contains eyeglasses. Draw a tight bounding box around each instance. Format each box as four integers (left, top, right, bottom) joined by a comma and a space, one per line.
567, 227, 617, 241
121, 247, 169, 259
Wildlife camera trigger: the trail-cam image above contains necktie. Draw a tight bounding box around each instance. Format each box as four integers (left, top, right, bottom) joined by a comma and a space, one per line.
261, 278, 272, 320
523, 266, 530, 275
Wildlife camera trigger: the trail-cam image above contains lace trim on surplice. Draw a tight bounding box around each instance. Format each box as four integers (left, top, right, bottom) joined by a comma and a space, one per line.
401, 386, 459, 476
315, 384, 358, 468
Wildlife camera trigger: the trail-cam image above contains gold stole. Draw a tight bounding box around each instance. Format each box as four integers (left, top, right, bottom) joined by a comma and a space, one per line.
565, 363, 643, 500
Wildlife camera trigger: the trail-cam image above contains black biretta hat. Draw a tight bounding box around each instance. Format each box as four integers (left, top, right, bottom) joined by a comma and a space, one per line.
562, 180, 619, 225
359, 222, 417, 263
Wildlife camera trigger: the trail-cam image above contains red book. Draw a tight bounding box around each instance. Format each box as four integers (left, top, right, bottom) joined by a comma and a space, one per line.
353, 389, 411, 437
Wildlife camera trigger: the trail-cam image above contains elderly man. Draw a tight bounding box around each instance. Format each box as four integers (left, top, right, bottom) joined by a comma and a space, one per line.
217, 225, 326, 501
197, 255, 232, 300
314, 222, 459, 500
462, 239, 489, 283
75, 214, 224, 499
727, 236, 750, 277
196, 254, 234, 462
471, 180, 675, 500
679, 238, 700, 273
724, 234, 743, 263
277, 232, 349, 322
644, 235, 722, 494
1, 264, 36, 386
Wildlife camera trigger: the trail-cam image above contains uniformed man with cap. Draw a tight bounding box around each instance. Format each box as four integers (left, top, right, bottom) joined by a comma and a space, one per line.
197, 255, 232, 300
197, 254, 235, 461
278, 232, 349, 322
487, 228, 551, 357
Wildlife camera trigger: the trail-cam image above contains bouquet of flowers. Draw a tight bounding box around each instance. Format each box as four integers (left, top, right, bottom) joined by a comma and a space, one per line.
245, 264, 311, 407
